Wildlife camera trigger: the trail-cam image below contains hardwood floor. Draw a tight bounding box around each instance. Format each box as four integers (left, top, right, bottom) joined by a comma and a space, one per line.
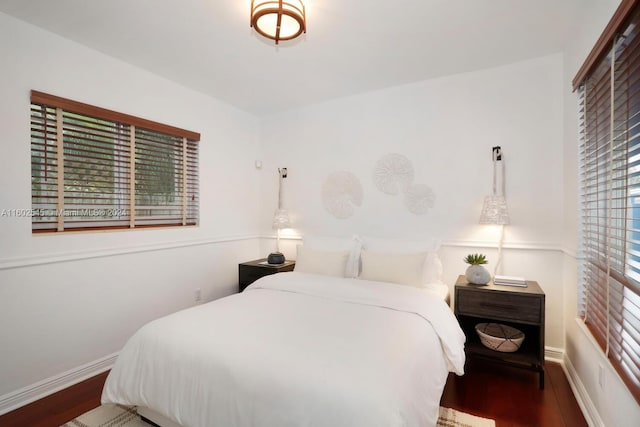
441, 360, 588, 427
0, 371, 109, 427
0, 361, 586, 427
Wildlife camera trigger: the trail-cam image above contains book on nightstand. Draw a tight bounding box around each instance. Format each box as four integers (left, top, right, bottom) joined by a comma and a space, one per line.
493, 275, 527, 287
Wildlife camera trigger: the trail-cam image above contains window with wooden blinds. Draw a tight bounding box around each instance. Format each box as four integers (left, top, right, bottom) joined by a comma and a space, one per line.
30, 91, 200, 232
576, 0, 640, 404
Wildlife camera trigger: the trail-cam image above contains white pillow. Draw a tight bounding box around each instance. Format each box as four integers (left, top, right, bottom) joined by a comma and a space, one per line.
302, 235, 362, 278
294, 245, 351, 277
423, 252, 444, 284
360, 236, 443, 285
361, 236, 440, 252
359, 250, 427, 287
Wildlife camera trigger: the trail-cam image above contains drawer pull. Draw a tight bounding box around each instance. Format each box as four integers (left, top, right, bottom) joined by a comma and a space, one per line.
479, 302, 517, 311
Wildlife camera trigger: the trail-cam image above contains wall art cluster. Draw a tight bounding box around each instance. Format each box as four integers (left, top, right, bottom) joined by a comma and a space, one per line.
321, 153, 435, 219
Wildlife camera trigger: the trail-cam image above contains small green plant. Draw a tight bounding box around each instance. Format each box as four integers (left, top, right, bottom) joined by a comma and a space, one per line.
464, 253, 488, 265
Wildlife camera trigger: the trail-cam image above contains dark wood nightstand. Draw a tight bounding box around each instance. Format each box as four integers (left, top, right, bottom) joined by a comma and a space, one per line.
238, 258, 296, 292
454, 275, 546, 388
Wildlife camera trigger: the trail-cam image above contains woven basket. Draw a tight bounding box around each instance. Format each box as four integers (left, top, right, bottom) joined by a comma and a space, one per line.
475, 323, 524, 352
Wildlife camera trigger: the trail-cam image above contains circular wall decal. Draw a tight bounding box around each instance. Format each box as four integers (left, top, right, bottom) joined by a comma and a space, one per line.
322, 171, 363, 219
373, 153, 414, 195
404, 183, 435, 215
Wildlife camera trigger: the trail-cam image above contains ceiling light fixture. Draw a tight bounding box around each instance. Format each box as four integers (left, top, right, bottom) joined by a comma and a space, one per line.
250, 0, 306, 44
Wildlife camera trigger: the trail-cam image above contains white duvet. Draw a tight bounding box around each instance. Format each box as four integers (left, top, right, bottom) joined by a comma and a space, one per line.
101, 272, 466, 427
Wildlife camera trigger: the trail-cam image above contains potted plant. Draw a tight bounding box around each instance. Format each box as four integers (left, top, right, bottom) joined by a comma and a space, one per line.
464, 253, 491, 285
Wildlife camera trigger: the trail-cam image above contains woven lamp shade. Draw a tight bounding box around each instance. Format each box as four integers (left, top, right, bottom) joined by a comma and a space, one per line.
479, 195, 510, 225
272, 208, 291, 229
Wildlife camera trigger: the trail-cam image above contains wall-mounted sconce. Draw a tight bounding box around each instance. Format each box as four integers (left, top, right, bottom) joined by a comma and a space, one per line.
479, 147, 509, 277
479, 146, 509, 225
268, 168, 290, 264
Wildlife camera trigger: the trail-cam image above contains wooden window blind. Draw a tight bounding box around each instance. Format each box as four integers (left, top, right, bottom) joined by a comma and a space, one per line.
576, 0, 640, 404
30, 91, 200, 232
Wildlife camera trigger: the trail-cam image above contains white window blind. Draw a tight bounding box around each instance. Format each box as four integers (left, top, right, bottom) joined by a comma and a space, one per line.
577, 2, 640, 404
30, 91, 199, 232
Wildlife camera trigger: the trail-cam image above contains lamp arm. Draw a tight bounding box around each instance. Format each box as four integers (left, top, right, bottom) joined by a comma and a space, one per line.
493, 224, 505, 277
501, 154, 506, 198
277, 168, 287, 209
492, 157, 497, 196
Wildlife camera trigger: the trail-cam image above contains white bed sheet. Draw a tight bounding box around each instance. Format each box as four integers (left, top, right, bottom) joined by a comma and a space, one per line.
102, 272, 465, 427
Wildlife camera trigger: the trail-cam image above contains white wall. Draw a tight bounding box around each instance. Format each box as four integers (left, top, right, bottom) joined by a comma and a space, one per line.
3, 1, 640, 423
0, 12, 264, 408
258, 54, 567, 350
562, 1, 640, 426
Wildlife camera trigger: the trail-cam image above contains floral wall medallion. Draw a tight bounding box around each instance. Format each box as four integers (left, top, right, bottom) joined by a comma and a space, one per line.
404, 183, 436, 215
373, 153, 414, 195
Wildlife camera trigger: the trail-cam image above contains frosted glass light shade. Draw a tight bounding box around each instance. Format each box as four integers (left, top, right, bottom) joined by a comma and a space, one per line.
251, 0, 306, 44
272, 208, 291, 229
479, 195, 510, 225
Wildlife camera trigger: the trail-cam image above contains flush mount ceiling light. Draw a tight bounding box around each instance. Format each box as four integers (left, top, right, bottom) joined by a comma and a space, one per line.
250, 0, 306, 44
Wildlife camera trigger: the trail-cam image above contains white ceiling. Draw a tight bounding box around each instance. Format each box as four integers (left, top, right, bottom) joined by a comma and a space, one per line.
0, 0, 585, 116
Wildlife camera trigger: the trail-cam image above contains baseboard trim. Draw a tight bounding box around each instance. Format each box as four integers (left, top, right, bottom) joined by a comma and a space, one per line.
0, 352, 117, 416
545, 346, 565, 363
562, 354, 605, 427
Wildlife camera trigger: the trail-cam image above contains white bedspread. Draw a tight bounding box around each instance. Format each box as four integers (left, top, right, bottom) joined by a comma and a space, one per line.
101, 272, 465, 427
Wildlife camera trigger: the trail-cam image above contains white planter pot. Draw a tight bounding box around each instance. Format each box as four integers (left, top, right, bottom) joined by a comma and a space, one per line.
465, 265, 491, 285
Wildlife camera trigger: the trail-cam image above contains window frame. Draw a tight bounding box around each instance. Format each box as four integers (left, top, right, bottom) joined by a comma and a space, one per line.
30, 90, 200, 233
575, 0, 640, 405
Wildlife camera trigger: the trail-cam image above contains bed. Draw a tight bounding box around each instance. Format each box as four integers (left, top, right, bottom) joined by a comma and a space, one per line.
101, 238, 466, 427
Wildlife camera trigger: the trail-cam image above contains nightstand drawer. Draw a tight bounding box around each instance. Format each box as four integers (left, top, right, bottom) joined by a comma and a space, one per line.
456, 289, 542, 324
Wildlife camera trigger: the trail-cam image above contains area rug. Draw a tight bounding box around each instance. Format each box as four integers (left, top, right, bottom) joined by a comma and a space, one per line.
61, 404, 496, 427
437, 406, 496, 427
61, 404, 146, 427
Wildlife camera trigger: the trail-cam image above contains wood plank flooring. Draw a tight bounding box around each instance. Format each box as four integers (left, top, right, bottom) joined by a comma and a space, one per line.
440, 359, 588, 427
0, 371, 109, 427
0, 361, 586, 427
